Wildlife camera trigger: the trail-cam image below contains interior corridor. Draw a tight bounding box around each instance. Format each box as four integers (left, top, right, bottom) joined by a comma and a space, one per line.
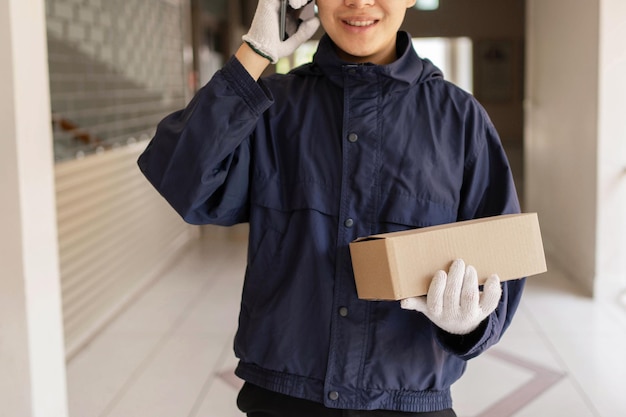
66, 228, 626, 417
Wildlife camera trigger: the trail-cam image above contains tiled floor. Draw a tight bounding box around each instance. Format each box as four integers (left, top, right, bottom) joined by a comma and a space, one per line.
66, 229, 626, 417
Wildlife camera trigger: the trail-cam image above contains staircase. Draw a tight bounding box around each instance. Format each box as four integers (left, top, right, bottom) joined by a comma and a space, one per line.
47, 34, 186, 162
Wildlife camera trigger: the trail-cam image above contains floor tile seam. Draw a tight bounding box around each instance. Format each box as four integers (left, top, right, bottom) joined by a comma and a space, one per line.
602, 297, 626, 332
96, 326, 175, 417
475, 356, 564, 417
187, 331, 238, 417
184, 239, 245, 416
95, 249, 241, 417
520, 299, 604, 417
88, 244, 231, 342
63, 243, 214, 415
169, 268, 245, 337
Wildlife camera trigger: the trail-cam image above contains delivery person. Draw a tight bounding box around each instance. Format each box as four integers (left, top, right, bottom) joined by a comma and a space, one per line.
138, 0, 525, 415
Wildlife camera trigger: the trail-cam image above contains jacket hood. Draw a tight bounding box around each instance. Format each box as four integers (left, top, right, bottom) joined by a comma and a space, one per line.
293, 31, 443, 90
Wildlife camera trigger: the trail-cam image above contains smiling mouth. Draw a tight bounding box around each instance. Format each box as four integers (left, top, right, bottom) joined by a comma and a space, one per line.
344, 20, 377, 27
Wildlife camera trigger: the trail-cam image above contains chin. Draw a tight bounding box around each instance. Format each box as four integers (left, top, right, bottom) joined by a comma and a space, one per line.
343, 47, 374, 60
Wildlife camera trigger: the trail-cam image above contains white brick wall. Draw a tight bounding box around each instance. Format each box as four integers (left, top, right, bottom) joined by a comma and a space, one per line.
45, 0, 185, 96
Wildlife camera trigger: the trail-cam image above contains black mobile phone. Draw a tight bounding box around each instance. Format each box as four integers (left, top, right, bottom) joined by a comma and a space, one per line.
280, 0, 315, 41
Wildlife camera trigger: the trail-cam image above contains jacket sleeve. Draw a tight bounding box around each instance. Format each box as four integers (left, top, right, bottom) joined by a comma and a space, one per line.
137, 56, 273, 225
435, 104, 526, 360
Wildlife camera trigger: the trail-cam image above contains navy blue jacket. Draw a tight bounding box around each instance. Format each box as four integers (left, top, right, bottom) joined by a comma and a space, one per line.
138, 32, 525, 412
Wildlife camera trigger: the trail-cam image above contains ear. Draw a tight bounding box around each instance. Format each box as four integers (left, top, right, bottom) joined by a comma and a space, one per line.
406, 0, 417, 9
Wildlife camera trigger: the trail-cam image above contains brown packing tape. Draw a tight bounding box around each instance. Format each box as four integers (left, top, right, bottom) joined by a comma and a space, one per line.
349, 213, 547, 300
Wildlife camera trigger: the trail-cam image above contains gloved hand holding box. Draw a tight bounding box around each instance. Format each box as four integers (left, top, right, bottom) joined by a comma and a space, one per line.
349, 213, 547, 300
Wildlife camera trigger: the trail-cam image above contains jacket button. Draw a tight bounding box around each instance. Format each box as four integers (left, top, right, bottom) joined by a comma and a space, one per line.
347, 133, 358, 143
339, 307, 349, 317
344, 218, 354, 228
328, 391, 340, 401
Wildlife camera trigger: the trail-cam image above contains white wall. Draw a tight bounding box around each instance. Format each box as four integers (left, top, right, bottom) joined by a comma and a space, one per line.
525, 0, 600, 294
596, 0, 626, 296
0, 0, 69, 415
526, 0, 626, 296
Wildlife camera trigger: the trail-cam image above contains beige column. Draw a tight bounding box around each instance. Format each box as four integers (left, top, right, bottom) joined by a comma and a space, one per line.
0, 0, 69, 416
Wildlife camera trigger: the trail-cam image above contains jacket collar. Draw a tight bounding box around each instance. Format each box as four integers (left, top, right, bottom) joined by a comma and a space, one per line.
305, 31, 442, 90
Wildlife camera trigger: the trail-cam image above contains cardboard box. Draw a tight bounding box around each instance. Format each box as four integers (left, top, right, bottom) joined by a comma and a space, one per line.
349, 213, 547, 300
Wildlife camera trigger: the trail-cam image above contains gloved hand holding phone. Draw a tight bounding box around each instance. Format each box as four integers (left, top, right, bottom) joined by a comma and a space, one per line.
242, 0, 319, 64
400, 259, 503, 335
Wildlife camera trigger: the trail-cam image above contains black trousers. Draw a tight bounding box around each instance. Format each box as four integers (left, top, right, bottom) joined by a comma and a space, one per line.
237, 383, 457, 417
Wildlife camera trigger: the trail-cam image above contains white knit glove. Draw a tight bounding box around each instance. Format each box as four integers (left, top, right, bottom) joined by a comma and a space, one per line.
400, 259, 502, 335
242, 0, 320, 64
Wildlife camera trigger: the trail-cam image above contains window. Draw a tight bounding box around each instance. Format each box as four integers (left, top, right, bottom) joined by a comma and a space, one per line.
412, 37, 473, 93
276, 40, 319, 74
414, 0, 440, 11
